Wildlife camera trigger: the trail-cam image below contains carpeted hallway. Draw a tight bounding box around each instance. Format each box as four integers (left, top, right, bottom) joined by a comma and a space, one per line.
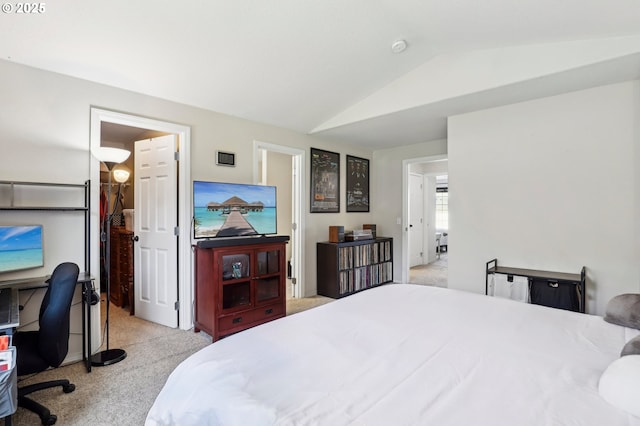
409, 251, 448, 287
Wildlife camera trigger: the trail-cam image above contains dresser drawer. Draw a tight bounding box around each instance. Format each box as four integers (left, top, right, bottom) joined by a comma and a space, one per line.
253, 303, 284, 322
218, 311, 255, 332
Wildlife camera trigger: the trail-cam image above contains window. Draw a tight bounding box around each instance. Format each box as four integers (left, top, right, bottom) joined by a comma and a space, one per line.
435, 188, 448, 230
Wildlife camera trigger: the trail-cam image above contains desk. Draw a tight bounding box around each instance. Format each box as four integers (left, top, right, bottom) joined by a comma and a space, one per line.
0, 291, 18, 425
0, 273, 95, 373
0, 274, 95, 424
0, 289, 19, 335
0, 351, 16, 425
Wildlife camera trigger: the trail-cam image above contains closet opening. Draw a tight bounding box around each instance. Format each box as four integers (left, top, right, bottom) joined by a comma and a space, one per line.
90, 107, 193, 350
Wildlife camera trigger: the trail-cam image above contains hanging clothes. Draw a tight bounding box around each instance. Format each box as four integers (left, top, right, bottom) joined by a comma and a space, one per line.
100, 188, 108, 228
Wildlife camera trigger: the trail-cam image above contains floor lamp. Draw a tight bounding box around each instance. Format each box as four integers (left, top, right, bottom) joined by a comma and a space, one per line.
92, 147, 130, 366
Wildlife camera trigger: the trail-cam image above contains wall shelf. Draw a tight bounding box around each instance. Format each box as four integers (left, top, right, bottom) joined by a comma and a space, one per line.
0, 179, 93, 371
0, 180, 89, 213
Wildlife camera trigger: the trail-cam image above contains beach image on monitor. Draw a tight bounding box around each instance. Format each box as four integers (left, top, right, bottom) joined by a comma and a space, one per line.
0, 225, 44, 273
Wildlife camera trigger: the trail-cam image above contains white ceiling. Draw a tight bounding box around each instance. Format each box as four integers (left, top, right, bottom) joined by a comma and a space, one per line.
100, 123, 150, 144
2, 0, 639, 149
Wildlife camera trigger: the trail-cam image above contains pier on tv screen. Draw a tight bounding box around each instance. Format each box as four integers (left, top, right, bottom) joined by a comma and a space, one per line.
193, 181, 277, 239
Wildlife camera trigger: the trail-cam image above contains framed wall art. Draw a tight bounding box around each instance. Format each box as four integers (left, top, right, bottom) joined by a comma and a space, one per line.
346, 155, 369, 212
310, 148, 340, 213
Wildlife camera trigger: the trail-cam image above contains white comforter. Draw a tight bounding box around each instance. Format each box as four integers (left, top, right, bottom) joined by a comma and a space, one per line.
146, 284, 640, 426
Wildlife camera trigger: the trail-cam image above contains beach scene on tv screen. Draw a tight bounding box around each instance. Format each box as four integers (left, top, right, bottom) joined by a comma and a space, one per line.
0, 225, 44, 273
193, 182, 277, 238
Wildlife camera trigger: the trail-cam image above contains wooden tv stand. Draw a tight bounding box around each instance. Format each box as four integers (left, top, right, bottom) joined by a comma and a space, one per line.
193, 236, 289, 341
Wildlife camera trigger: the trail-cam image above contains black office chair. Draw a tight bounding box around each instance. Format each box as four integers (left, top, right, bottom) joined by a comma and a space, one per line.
13, 262, 79, 425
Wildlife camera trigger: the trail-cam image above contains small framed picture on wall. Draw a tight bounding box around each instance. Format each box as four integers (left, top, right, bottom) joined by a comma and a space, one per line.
310, 148, 340, 213
346, 155, 369, 212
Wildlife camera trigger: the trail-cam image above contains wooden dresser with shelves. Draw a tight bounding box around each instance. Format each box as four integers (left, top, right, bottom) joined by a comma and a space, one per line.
193, 236, 289, 341
109, 226, 133, 312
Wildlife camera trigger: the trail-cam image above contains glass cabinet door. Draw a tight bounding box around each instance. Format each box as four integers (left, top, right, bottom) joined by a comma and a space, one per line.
220, 253, 251, 311
221, 253, 250, 281
256, 277, 280, 302
222, 281, 251, 309
218, 248, 282, 309
255, 250, 280, 303
256, 250, 280, 275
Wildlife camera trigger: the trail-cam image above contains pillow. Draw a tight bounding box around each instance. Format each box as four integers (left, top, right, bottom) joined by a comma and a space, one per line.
603, 294, 640, 330
599, 355, 640, 418
621, 335, 640, 357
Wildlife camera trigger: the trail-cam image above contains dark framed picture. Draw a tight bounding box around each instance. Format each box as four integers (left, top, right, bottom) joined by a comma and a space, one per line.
346, 155, 369, 212
310, 148, 340, 213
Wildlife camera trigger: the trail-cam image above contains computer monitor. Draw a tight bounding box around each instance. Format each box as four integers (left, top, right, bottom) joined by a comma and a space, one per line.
0, 225, 44, 273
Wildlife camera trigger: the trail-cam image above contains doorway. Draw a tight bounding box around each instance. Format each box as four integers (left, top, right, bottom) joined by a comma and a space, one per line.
402, 155, 448, 287
90, 108, 192, 334
253, 141, 305, 299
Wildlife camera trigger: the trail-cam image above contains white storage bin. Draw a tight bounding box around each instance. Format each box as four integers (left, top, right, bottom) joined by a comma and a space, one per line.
123, 209, 134, 232
488, 273, 530, 303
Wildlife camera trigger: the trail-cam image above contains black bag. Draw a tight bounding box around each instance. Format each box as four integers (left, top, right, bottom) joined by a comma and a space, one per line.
530, 279, 580, 312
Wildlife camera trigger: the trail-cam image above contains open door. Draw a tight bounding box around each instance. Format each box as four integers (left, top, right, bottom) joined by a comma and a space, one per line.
134, 135, 179, 327
408, 173, 424, 267
255, 141, 304, 299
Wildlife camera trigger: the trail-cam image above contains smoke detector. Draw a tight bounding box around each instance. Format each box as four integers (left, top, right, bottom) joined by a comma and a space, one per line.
391, 39, 408, 53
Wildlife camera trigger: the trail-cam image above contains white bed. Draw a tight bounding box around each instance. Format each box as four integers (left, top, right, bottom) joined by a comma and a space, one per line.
146, 284, 640, 425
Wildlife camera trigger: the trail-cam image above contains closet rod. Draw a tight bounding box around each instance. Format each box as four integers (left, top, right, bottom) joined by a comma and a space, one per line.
100, 182, 130, 187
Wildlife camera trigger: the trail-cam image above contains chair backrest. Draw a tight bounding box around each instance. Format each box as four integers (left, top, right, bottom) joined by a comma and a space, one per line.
37, 262, 79, 368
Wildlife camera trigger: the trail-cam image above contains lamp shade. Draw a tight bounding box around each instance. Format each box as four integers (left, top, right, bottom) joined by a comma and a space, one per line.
113, 168, 130, 183
93, 147, 131, 169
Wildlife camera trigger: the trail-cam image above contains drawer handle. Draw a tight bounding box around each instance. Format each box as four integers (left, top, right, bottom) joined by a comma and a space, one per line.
232, 317, 243, 324
265, 308, 273, 315
548, 281, 559, 288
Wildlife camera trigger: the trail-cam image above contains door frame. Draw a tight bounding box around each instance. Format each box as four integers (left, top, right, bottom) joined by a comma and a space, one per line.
401, 154, 447, 283
90, 108, 192, 331
252, 141, 305, 299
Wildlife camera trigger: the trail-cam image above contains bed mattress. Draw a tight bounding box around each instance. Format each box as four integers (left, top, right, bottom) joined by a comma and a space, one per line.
146, 284, 640, 425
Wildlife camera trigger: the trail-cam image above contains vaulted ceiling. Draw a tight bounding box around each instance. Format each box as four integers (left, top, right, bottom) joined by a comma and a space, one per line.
2, 0, 639, 149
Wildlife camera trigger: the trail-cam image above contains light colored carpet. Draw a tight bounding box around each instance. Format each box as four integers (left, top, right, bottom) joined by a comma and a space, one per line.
12, 298, 212, 426
11, 294, 333, 425
409, 251, 448, 287
286, 295, 333, 315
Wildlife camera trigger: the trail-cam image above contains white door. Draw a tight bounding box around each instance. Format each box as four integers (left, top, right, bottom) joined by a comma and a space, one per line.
134, 135, 178, 327
289, 153, 302, 298
408, 173, 424, 267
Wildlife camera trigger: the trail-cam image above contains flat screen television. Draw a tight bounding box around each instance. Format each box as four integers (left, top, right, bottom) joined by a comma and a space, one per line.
193, 181, 277, 239
0, 225, 44, 273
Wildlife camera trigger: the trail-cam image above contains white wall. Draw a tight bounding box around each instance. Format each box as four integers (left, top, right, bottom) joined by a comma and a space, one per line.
448, 80, 640, 315
0, 59, 374, 357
